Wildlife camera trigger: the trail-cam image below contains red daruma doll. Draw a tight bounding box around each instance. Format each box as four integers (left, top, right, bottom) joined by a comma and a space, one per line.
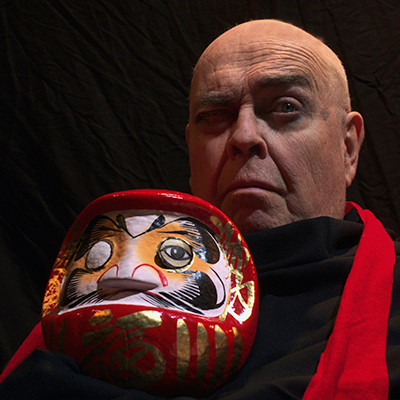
41, 190, 259, 397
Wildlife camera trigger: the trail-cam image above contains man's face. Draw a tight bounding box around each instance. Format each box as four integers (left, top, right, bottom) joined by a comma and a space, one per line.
186, 23, 353, 233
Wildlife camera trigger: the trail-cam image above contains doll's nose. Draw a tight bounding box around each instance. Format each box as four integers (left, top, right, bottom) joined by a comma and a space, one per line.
97, 263, 168, 289
131, 263, 168, 287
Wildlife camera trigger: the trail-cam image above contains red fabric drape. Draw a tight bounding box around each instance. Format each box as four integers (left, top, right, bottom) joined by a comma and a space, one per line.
303, 202, 395, 399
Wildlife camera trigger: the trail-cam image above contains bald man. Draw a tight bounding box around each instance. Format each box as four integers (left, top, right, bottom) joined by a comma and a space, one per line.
186, 19, 364, 233
1, 19, 400, 400
184, 19, 400, 400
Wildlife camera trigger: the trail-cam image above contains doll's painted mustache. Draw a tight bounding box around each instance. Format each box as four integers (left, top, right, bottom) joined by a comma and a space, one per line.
62, 267, 226, 315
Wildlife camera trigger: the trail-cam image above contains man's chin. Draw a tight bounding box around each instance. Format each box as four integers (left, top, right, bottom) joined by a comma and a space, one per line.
223, 209, 288, 234
220, 193, 289, 233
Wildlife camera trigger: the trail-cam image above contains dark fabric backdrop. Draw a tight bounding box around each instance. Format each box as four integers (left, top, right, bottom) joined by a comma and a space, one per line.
1, 0, 399, 370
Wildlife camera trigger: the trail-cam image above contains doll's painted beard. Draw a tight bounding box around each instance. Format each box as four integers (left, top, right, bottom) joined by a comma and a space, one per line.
59, 212, 231, 318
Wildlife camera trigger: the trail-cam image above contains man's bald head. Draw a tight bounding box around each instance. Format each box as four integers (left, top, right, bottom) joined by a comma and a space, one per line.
191, 20, 351, 116
186, 20, 364, 233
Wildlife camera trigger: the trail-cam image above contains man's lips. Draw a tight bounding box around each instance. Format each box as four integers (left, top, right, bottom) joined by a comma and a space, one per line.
222, 181, 285, 198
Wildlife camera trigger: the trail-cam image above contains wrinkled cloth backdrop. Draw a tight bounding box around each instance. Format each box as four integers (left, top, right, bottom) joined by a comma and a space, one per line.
1, 0, 400, 370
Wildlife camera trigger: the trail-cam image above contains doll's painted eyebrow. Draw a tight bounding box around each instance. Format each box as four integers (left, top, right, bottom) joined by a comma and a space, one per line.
89, 218, 131, 241
92, 214, 166, 241
75, 216, 124, 261
155, 219, 201, 246
93, 223, 123, 234
159, 220, 202, 243
159, 219, 220, 264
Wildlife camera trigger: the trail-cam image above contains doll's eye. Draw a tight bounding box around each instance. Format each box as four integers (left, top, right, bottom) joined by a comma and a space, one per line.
86, 240, 112, 271
158, 238, 193, 269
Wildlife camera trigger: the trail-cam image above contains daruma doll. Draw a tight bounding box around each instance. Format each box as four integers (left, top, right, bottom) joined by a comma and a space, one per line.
42, 190, 259, 397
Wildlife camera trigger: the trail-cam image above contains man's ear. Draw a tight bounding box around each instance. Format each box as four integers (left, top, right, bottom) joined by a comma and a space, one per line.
344, 111, 365, 187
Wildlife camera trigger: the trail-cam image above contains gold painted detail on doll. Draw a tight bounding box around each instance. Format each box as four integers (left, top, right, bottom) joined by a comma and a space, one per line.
175, 320, 243, 393
228, 327, 243, 380
111, 311, 166, 388
207, 325, 243, 393
89, 309, 114, 326
80, 310, 166, 388
42, 223, 81, 316
210, 216, 255, 322
207, 325, 228, 391
196, 323, 210, 387
176, 319, 190, 384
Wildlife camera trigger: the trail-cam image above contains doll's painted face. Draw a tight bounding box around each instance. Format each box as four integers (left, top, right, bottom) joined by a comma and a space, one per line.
59, 211, 230, 318
42, 191, 258, 397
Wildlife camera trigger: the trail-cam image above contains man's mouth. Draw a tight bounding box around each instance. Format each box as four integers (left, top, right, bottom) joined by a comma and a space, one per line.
223, 181, 283, 197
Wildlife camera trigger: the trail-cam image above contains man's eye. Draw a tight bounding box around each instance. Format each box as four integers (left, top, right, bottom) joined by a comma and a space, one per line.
157, 238, 193, 269
266, 99, 303, 127
278, 102, 297, 113
195, 109, 233, 124
271, 99, 300, 114
86, 240, 113, 271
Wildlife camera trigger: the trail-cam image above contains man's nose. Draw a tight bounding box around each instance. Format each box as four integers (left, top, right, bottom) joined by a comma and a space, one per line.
226, 108, 268, 160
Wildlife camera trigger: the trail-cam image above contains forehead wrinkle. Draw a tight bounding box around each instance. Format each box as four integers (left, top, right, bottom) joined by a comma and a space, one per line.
191, 23, 350, 117
248, 42, 329, 90
249, 40, 349, 109
193, 37, 333, 101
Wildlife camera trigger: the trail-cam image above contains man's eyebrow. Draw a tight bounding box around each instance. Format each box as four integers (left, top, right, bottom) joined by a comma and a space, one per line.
253, 73, 314, 91
192, 74, 314, 113
192, 92, 236, 112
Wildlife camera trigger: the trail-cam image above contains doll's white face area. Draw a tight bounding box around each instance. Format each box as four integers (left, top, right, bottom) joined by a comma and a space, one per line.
59, 211, 230, 317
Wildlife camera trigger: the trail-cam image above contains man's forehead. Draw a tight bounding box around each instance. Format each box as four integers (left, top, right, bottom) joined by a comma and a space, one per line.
190, 20, 342, 105
191, 66, 318, 112
196, 44, 329, 91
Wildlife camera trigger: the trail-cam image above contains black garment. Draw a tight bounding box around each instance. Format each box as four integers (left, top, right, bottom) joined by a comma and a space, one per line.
1, 213, 400, 399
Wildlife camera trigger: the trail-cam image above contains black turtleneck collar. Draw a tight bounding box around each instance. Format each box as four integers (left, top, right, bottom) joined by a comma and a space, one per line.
243, 209, 363, 269
242, 209, 364, 297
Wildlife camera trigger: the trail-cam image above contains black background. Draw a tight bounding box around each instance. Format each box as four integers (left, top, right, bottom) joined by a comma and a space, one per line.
1, 0, 399, 370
